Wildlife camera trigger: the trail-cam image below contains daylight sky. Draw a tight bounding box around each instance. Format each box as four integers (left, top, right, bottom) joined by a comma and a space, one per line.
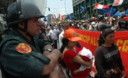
45, 0, 73, 16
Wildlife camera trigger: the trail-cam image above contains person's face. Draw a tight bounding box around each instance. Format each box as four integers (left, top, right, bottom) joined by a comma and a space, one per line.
63, 23, 70, 30
67, 41, 77, 48
104, 33, 114, 45
27, 18, 44, 36
71, 24, 74, 26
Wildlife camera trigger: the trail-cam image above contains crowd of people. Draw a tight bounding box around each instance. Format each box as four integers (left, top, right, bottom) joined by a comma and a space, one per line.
0, 0, 128, 78
37, 14, 128, 50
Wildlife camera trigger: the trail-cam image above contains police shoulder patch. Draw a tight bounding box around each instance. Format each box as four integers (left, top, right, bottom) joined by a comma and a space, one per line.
16, 43, 32, 54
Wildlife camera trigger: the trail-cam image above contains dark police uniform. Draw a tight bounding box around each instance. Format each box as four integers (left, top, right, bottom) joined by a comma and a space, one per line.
0, 29, 51, 78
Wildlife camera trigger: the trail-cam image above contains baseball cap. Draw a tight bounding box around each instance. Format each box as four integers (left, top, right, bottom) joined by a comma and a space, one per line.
63, 29, 81, 41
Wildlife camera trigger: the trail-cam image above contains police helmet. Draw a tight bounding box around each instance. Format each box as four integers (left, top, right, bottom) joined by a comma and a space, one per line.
6, 0, 47, 26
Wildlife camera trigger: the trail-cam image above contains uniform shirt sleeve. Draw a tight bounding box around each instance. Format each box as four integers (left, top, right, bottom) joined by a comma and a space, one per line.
0, 41, 50, 78
34, 37, 50, 50
37, 39, 50, 48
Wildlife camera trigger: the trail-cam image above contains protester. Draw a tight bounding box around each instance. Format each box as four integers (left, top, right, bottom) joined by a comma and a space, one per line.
57, 22, 71, 78
60, 29, 92, 78
116, 20, 128, 31
90, 21, 98, 31
97, 15, 112, 31
0, 0, 66, 78
48, 25, 58, 48
73, 47, 93, 74
57, 22, 70, 49
95, 29, 126, 78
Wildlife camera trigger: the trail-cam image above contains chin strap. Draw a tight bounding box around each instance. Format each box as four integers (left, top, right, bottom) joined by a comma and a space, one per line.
17, 20, 33, 39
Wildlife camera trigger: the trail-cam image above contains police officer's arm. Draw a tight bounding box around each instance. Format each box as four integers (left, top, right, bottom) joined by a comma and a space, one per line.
43, 44, 53, 52
36, 39, 62, 75
0, 41, 51, 78
41, 49, 61, 75
42, 45, 66, 77
34, 43, 61, 75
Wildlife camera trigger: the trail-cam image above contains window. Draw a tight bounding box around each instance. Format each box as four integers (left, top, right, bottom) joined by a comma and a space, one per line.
86, 0, 90, 7
92, 0, 95, 4
107, 0, 114, 4
98, 0, 103, 3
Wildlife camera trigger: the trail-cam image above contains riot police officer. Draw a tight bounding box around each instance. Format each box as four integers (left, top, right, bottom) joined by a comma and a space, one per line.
0, 0, 64, 78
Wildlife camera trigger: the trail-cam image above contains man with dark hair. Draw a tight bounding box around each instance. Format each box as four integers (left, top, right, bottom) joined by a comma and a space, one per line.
116, 20, 127, 31
97, 15, 112, 31
0, 0, 65, 78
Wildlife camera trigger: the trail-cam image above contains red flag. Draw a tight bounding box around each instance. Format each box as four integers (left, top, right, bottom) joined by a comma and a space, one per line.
113, 0, 124, 6
94, 3, 110, 9
58, 13, 64, 21
123, 17, 128, 20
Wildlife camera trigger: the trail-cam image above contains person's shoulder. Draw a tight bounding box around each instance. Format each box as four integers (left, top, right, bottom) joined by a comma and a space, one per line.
0, 35, 26, 47
1, 35, 18, 42
64, 49, 73, 54
112, 44, 118, 48
95, 46, 104, 53
96, 46, 104, 49
1, 36, 32, 54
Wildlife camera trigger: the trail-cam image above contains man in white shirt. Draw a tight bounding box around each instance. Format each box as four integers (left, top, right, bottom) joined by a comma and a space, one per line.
48, 26, 58, 48
57, 22, 70, 49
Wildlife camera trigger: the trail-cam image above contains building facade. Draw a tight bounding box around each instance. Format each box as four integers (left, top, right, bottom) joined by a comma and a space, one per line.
72, 0, 114, 20
0, 0, 16, 14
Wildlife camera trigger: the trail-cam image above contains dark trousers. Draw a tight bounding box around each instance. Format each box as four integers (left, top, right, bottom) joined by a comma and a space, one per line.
53, 40, 57, 48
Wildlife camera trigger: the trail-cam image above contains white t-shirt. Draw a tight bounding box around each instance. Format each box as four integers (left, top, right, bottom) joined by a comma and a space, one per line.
48, 29, 58, 40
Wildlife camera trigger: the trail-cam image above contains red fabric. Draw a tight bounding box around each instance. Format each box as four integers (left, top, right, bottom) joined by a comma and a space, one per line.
80, 56, 91, 61
58, 13, 64, 21
113, 0, 123, 6
123, 17, 128, 20
63, 47, 90, 78
94, 3, 110, 9
72, 28, 128, 77
102, 5, 109, 9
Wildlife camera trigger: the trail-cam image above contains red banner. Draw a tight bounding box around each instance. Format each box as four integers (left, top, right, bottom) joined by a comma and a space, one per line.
73, 28, 128, 76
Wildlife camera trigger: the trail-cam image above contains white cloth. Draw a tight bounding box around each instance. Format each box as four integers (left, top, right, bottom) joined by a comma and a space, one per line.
54, 29, 60, 35
78, 47, 93, 59
77, 47, 93, 71
57, 31, 64, 49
